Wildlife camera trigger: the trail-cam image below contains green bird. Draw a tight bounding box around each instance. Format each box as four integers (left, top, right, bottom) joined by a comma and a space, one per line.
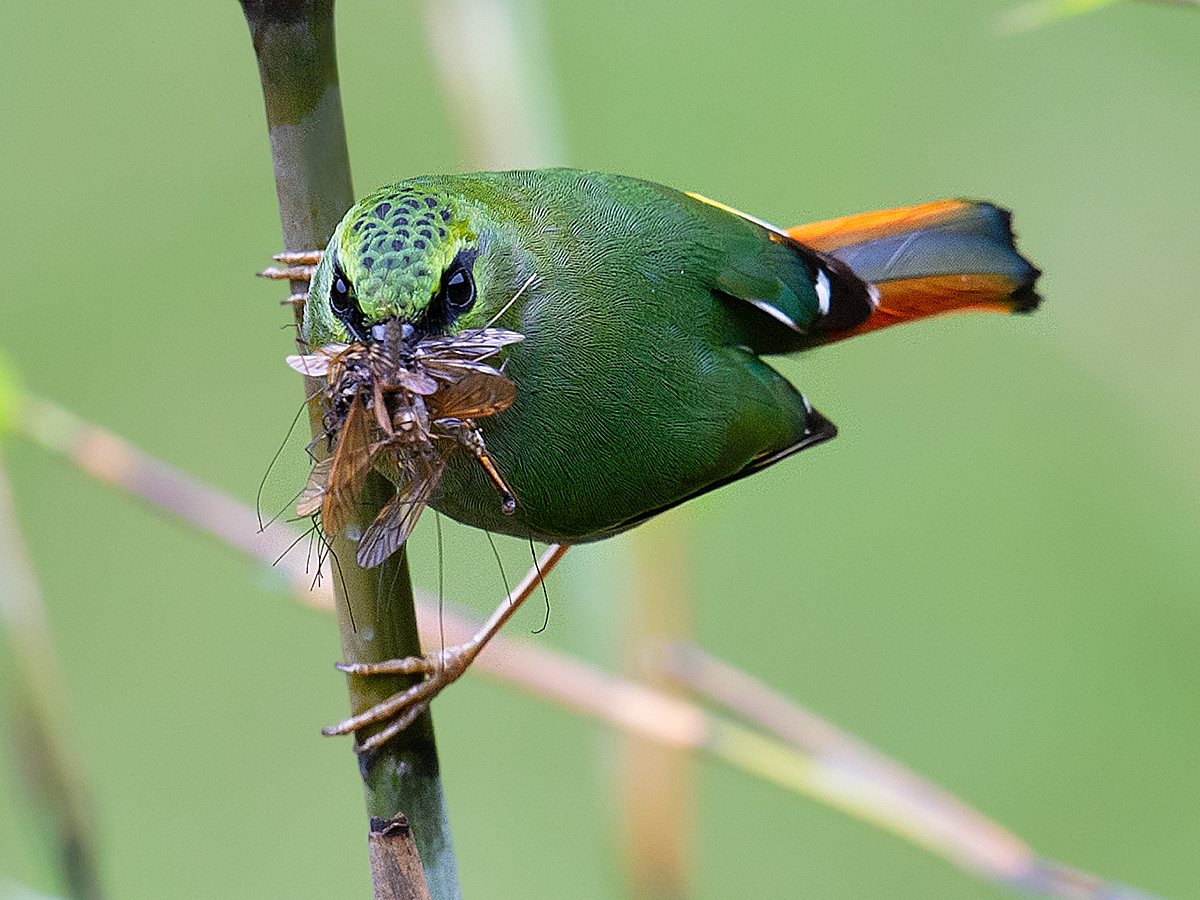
295, 168, 1040, 749
300, 168, 1040, 547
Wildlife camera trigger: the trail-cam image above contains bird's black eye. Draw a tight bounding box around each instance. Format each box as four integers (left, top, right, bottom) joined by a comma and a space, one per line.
328, 258, 368, 341
439, 257, 476, 318
330, 265, 352, 315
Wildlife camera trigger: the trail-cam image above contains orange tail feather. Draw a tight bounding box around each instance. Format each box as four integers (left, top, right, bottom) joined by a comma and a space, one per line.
788, 200, 1041, 344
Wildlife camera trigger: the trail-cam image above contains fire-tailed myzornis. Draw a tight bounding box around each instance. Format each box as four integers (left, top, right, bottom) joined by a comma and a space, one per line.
299, 168, 1040, 548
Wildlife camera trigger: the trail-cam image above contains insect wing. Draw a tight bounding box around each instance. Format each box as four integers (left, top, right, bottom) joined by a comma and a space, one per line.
287, 353, 331, 377
296, 457, 333, 517
430, 371, 516, 421
394, 368, 440, 395
456, 327, 525, 355
414, 328, 524, 379
416, 328, 523, 359
372, 378, 393, 437
321, 394, 371, 538
418, 357, 501, 382
286, 343, 351, 377
356, 452, 448, 568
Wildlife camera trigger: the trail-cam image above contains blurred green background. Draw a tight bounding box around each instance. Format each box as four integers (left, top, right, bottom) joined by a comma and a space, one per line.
2, 1, 1198, 898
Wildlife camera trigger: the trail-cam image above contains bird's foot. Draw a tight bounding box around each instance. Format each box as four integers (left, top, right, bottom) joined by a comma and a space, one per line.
258, 249, 323, 280
258, 250, 323, 306
322, 546, 570, 754
322, 644, 475, 754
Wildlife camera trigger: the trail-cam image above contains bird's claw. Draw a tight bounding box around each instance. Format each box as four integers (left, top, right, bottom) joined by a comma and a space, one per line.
321, 547, 570, 754
260, 249, 323, 308
335, 657, 438, 676
258, 263, 318, 281
258, 249, 321, 293
272, 250, 324, 265
323, 646, 472, 754
258, 249, 323, 280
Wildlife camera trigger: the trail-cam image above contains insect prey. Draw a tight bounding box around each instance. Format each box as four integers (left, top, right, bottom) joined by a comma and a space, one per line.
288, 325, 524, 567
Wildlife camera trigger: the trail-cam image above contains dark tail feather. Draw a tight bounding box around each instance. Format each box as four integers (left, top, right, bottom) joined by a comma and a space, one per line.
787, 200, 1041, 343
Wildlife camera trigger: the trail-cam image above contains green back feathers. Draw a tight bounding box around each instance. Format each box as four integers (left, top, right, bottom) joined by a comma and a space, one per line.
302, 169, 876, 353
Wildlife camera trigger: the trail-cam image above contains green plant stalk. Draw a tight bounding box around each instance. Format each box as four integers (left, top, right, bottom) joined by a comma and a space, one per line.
620, 516, 693, 900
239, 3, 459, 896
0, 458, 104, 900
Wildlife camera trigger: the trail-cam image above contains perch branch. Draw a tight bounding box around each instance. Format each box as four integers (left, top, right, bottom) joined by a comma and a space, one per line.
8, 393, 1167, 900
240, 1, 458, 896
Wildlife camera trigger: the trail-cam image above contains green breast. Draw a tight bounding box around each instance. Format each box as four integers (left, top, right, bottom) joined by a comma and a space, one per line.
421, 170, 821, 543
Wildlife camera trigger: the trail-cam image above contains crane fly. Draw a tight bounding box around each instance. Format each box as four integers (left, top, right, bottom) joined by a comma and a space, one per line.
289, 326, 523, 567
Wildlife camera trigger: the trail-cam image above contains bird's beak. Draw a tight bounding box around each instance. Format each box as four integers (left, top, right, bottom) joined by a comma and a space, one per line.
372, 317, 418, 357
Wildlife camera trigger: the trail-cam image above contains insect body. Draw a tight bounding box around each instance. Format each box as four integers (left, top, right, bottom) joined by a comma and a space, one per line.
288, 323, 522, 567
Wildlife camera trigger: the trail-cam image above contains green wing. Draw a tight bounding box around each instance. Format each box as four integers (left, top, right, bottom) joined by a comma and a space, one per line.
682, 189, 878, 355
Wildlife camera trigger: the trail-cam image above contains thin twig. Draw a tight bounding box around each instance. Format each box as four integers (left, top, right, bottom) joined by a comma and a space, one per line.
416, 602, 1165, 900
9, 395, 1169, 900
662, 644, 1164, 900
16, 391, 333, 611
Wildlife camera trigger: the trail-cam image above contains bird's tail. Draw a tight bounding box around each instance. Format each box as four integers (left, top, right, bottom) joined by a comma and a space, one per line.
787, 199, 1041, 344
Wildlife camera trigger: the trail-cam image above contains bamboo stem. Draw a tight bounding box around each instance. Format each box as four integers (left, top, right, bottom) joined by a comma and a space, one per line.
369, 816, 432, 900
238, 3, 459, 897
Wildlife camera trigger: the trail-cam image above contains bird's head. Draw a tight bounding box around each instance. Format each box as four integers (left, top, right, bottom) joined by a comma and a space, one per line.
303, 183, 493, 350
